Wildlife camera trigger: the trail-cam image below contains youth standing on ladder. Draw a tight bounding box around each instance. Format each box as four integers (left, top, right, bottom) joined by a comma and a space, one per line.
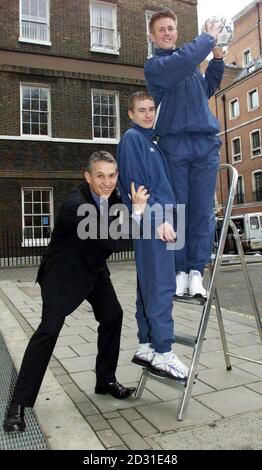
117, 91, 188, 381
145, 10, 225, 298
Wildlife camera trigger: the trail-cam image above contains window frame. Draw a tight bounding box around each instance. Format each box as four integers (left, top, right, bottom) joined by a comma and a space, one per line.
250, 129, 262, 158
242, 48, 252, 66
231, 136, 242, 164
19, 0, 51, 46
247, 88, 259, 111
145, 10, 155, 58
229, 98, 240, 120
252, 170, 262, 201
90, 0, 120, 55
20, 83, 51, 138
91, 89, 120, 143
236, 175, 245, 205
21, 187, 54, 247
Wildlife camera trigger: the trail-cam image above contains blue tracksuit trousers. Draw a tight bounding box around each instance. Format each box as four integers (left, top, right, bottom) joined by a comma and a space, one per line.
134, 237, 176, 353
159, 133, 220, 274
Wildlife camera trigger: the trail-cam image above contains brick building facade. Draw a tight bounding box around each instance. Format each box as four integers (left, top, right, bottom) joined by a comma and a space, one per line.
213, 1, 262, 216
0, 0, 198, 255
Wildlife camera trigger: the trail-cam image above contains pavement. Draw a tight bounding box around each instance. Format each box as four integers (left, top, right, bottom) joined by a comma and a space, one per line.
0, 262, 262, 451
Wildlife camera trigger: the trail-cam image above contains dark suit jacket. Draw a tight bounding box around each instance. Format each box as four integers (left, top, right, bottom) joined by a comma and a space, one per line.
37, 182, 126, 316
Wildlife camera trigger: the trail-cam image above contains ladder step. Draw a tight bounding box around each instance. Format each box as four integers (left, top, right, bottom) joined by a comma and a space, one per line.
175, 333, 197, 347
174, 295, 206, 306
146, 369, 187, 388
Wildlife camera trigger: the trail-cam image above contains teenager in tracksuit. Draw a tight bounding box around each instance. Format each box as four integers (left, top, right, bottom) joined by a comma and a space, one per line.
117, 91, 188, 381
145, 10, 225, 298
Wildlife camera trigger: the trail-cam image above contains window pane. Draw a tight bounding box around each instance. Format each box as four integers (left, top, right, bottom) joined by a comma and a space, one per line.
31, 99, 39, 111
22, 0, 30, 16
39, 0, 47, 20
23, 112, 31, 122
34, 228, 42, 238
233, 139, 240, 154
24, 216, 33, 226
109, 127, 115, 138
23, 123, 30, 134
101, 116, 108, 127
24, 227, 33, 239
40, 100, 48, 112
102, 127, 109, 138
40, 113, 48, 123
23, 98, 30, 110
31, 87, 39, 99
252, 132, 260, 148
93, 116, 100, 126
42, 190, 50, 202
24, 202, 32, 214
23, 87, 31, 98
40, 124, 48, 135
94, 127, 101, 138
31, 124, 39, 134
24, 190, 32, 202
101, 95, 108, 105
250, 216, 259, 230
33, 191, 41, 202
33, 202, 41, 213
93, 94, 100, 104
31, 112, 39, 123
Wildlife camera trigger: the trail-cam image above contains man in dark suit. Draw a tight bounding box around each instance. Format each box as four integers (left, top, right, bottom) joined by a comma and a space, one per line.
3, 150, 148, 433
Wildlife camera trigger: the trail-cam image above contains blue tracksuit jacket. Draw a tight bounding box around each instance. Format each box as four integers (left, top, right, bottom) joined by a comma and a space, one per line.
144, 32, 224, 136
144, 32, 224, 274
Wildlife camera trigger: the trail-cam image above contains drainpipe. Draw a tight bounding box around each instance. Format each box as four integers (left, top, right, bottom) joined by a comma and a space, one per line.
221, 94, 230, 191
257, 0, 262, 55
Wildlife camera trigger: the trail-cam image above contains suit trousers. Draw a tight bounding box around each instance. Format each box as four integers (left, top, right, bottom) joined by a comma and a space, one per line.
12, 269, 123, 407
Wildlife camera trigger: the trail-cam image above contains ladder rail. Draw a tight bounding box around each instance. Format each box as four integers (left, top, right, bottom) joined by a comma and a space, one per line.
134, 164, 262, 421
177, 164, 239, 419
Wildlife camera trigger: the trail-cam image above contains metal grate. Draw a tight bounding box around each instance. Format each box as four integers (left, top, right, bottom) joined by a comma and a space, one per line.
0, 332, 49, 450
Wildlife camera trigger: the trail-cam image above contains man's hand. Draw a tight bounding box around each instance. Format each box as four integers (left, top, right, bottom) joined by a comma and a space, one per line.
203, 18, 223, 40
157, 222, 176, 243
131, 182, 149, 216
212, 46, 224, 59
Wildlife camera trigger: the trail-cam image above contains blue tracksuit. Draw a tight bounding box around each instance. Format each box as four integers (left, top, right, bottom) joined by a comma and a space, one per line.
144, 32, 224, 274
117, 123, 176, 353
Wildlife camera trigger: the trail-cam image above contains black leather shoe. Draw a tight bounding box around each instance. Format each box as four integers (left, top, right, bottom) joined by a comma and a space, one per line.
95, 381, 136, 399
3, 402, 26, 433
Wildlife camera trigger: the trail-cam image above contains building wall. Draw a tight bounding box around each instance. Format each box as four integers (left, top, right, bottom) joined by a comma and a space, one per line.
216, 68, 262, 215
0, 0, 198, 239
0, 68, 140, 139
226, 1, 262, 66
0, 0, 198, 66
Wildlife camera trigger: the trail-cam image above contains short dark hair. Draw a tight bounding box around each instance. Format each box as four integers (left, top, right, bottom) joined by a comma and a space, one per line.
85, 150, 117, 173
149, 9, 178, 33
128, 91, 155, 112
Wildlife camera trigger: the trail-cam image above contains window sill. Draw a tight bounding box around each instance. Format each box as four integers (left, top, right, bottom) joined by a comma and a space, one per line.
19, 38, 52, 46
251, 153, 262, 159
90, 47, 119, 55
232, 158, 242, 165
248, 107, 259, 112
20, 134, 51, 140
92, 138, 119, 144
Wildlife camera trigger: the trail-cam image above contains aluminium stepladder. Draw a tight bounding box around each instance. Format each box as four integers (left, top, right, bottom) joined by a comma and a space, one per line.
134, 163, 262, 420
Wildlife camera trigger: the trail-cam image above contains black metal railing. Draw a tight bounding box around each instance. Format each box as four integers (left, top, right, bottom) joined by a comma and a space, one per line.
0, 229, 134, 268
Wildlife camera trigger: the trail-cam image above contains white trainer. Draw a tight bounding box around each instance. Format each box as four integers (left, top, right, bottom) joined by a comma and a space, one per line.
188, 270, 207, 298
176, 271, 188, 297
132, 344, 155, 367
149, 351, 188, 380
